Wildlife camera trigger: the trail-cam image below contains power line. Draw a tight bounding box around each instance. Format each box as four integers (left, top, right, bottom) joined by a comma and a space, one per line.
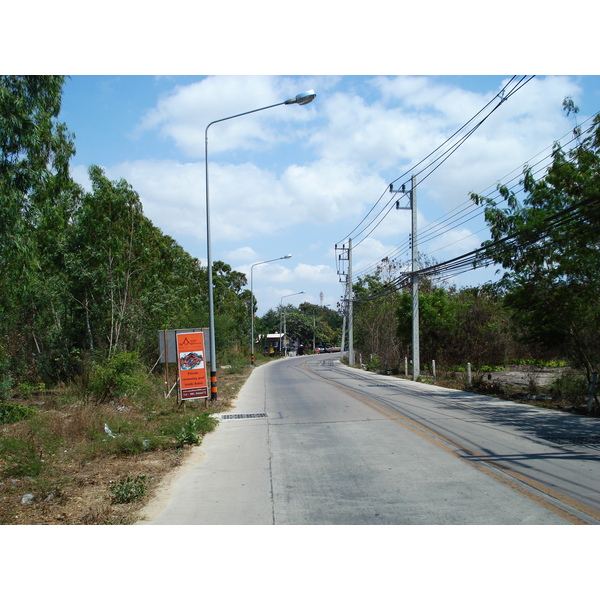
336, 76, 535, 249
350, 112, 600, 283
353, 195, 600, 304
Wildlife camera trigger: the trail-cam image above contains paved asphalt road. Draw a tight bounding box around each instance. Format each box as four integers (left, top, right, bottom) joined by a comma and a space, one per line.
140, 354, 600, 525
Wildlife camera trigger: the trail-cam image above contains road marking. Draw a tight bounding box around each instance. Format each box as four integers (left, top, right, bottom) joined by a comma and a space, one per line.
306, 359, 599, 525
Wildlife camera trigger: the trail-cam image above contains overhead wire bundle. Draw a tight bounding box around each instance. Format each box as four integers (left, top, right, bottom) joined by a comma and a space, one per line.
336, 76, 535, 253
338, 76, 599, 299
353, 191, 600, 304
368, 113, 599, 277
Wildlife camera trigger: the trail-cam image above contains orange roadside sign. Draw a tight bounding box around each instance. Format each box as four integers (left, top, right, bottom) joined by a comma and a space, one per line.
176, 331, 208, 400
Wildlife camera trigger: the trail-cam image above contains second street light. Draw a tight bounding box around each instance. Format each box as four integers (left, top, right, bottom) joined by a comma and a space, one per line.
250, 254, 292, 365
280, 291, 305, 356
204, 89, 316, 401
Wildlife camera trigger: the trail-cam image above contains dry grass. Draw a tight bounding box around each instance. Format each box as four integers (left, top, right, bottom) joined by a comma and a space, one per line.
0, 361, 256, 525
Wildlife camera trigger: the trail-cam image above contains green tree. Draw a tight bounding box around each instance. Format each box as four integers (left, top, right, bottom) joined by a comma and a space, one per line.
283, 309, 317, 348
396, 287, 456, 366
0, 75, 79, 382
256, 308, 281, 337
298, 302, 342, 349
66, 166, 215, 364
395, 284, 519, 369
211, 260, 250, 355
0, 76, 257, 386
352, 269, 405, 371
471, 108, 600, 380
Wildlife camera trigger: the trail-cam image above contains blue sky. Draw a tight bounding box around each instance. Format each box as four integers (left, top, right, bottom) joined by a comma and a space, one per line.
8, 5, 598, 318
57, 74, 600, 316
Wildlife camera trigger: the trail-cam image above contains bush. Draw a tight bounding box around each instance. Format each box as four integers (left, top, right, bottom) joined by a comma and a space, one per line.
167, 413, 219, 448
366, 355, 382, 372
551, 372, 588, 403
0, 403, 36, 425
87, 352, 149, 403
0, 436, 44, 477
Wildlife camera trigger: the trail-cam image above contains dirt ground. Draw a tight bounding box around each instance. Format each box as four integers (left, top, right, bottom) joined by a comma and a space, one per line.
135, 444, 208, 523
0, 370, 245, 525
0, 447, 190, 525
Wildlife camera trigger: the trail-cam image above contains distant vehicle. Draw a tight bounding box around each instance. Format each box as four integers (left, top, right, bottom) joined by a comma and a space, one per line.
316, 346, 340, 354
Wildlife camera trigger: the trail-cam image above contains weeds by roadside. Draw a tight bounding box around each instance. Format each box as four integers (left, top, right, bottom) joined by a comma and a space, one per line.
351, 353, 598, 415
109, 474, 147, 504
0, 353, 263, 525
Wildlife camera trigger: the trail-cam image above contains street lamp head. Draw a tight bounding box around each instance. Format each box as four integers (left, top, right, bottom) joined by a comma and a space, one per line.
283, 254, 292, 259
284, 90, 316, 106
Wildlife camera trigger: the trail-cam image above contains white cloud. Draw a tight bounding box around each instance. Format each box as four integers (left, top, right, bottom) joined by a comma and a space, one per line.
137, 75, 319, 158
103, 159, 203, 241
70, 164, 92, 191
281, 159, 387, 223
293, 263, 336, 283
224, 246, 259, 263
65, 74, 596, 315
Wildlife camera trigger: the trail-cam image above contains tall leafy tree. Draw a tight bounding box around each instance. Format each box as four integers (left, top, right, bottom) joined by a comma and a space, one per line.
471, 107, 600, 380
66, 166, 214, 363
0, 75, 78, 382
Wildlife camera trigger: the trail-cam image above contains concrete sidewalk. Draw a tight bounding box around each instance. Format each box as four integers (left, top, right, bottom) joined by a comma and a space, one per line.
138, 362, 275, 525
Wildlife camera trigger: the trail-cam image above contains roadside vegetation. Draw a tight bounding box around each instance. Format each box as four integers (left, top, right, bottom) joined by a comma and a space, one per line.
0, 77, 261, 523
1, 77, 599, 523
351, 97, 600, 416
0, 352, 270, 524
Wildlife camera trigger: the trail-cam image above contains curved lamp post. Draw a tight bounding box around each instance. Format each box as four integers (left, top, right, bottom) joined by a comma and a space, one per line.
280, 291, 305, 356
250, 254, 292, 365
204, 90, 316, 401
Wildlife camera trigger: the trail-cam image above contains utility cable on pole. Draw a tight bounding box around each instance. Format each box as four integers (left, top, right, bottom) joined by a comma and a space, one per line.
390, 175, 419, 380
348, 238, 354, 366
336, 241, 353, 365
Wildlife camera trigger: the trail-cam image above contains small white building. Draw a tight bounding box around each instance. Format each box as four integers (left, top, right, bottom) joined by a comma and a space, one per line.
260, 332, 301, 356
262, 332, 283, 355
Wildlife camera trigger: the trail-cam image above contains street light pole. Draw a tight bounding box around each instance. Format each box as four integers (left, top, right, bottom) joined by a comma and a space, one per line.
250, 254, 292, 365
204, 90, 316, 401
280, 291, 305, 356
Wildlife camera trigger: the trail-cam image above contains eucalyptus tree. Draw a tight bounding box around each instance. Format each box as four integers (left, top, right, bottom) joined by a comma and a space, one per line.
0, 75, 79, 382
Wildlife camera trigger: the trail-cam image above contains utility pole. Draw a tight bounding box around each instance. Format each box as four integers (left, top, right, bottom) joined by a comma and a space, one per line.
341, 312, 347, 358
348, 238, 354, 366
390, 175, 419, 380
336, 241, 353, 366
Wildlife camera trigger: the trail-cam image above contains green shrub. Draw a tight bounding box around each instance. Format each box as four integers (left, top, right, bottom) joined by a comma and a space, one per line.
168, 413, 219, 448
551, 372, 588, 402
109, 474, 147, 504
87, 352, 148, 403
175, 422, 200, 447
0, 403, 36, 425
367, 355, 382, 372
